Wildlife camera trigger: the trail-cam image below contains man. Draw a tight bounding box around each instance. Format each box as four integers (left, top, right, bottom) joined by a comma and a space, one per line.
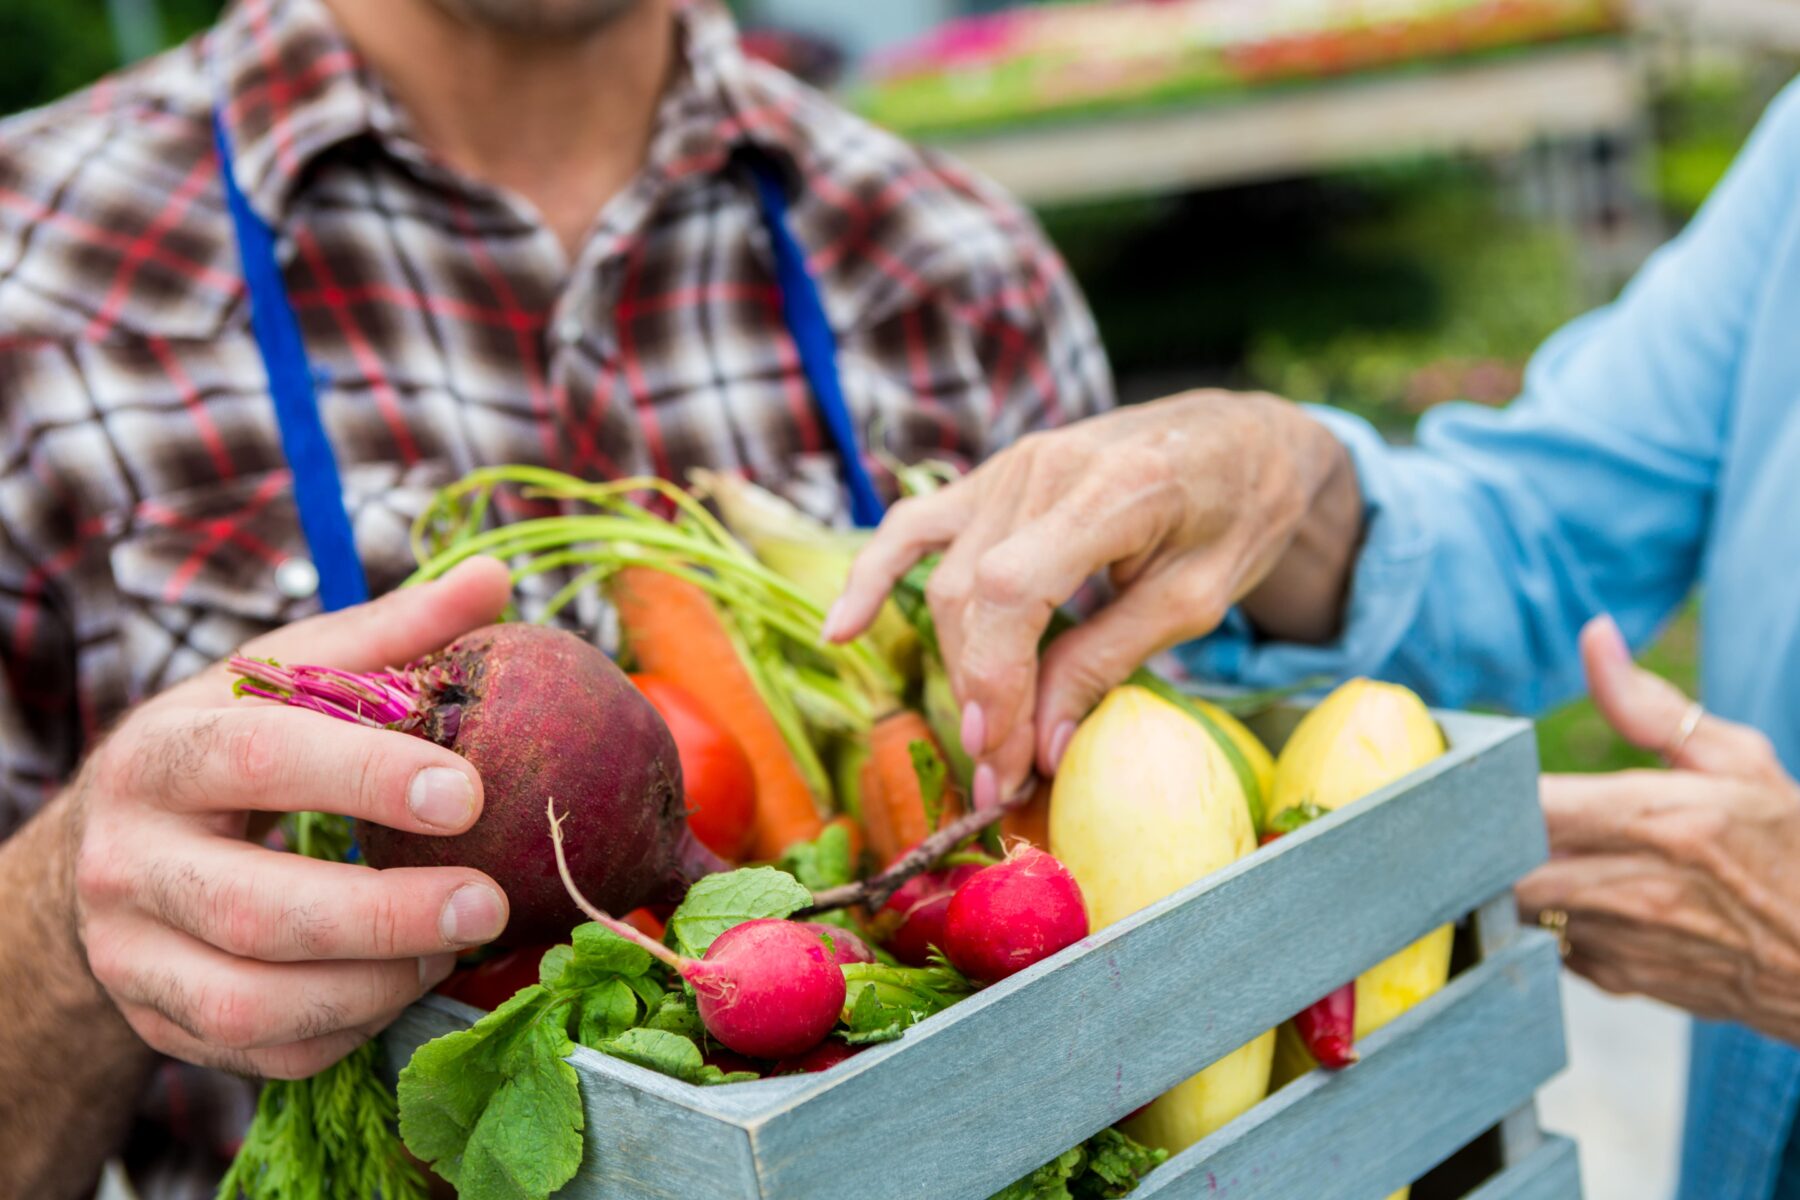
833, 80, 1800, 1197
0, 0, 1112, 1194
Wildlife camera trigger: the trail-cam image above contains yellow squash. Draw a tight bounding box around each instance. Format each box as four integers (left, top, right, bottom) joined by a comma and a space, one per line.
1266, 678, 1450, 1200
1050, 685, 1274, 1154
1192, 695, 1276, 805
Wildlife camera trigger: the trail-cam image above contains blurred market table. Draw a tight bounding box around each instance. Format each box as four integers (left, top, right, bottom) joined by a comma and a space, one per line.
919, 41, 1642, 207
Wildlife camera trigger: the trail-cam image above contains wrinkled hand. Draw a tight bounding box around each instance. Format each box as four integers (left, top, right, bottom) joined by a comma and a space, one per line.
1519, 616, 1800, 1042
827, 391, 1357, 808
69, 558, 514, 1079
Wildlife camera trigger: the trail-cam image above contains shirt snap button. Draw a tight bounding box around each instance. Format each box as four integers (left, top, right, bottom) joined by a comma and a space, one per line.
556, 317, 583, 347
275, 557, 321, 601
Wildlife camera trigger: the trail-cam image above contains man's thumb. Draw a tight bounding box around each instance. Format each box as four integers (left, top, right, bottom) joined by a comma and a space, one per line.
242, 556, 514, 671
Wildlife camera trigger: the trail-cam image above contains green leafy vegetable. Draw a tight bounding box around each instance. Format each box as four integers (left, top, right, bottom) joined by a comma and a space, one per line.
217, 1041, 425, 1200
598, 1028, 758, 1085
839, 963, 975, 1045
909, 738, 948, 832
665, 867, 813, 958
398, 925, 668, 1200
219, 812, 425, 1200
640, 990, 705, 1040
777, 821, 857, 891
1079, 1129, 1169, 1195
989, 1128, 1168, 1199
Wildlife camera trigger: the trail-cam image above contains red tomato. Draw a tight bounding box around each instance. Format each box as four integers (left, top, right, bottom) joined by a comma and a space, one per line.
631, 673, 757, 860
622, 907, 667, 940
438, 945, 556, 1012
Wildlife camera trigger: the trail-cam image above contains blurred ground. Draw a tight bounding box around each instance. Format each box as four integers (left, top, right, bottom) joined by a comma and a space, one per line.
1542, 980, 1689, 1199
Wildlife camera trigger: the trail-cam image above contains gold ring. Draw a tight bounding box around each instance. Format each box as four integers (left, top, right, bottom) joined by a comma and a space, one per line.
1663, 700, 1705, 764
1537, 908, 1571, 959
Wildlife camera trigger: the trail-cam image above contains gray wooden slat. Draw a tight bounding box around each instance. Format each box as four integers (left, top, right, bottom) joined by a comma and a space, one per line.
746, 716, 1547, 1200
383, 1001, 762, 1200
1131, 935, 1567, 1200
378, 710, 1562, 1200
1463, 1137, 1582, 1200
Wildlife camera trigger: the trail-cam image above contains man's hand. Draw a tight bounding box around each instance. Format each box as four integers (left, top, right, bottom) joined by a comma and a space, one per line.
826, 391, 1362, 808
70, 556, 513, 1079
1519, 616, 1800, 1043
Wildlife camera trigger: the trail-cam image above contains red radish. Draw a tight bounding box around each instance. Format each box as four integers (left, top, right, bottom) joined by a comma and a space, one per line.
877, 864, 982, 967
802, 922, 876, 966
694, 920, 847, 1058
942, 847, 1088, 984
770, 1041, 862, 1076
548, 802, 846, 1061
1293, 983, 1359, 1070
230, 624, 725, 945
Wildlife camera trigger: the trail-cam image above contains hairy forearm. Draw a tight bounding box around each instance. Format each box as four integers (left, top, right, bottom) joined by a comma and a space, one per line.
0, 788, 154, 1200
1239, 410, 1365, 645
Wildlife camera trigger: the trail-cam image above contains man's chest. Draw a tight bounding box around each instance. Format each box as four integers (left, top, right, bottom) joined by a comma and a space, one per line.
6, 191, 985, 707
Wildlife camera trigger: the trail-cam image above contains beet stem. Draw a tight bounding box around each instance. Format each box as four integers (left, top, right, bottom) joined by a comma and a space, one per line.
228, 657, 425, 730
545, 798, 688, 972
803, 774, 1039, 915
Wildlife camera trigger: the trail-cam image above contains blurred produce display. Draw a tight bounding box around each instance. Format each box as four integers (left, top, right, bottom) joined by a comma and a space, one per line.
854, 0, 1623, 136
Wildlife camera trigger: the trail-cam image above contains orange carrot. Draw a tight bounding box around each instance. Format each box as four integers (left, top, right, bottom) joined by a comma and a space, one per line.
612, 566, 824, 859
859, 711, 965, 868
1000, 778, 1054, 851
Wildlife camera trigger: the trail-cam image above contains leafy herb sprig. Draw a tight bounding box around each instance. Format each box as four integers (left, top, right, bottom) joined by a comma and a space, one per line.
217, 812, 427, 1200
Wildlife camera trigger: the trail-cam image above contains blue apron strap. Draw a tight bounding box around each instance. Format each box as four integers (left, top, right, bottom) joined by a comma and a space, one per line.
211, 108, 369, 612
746, 155, 888, 529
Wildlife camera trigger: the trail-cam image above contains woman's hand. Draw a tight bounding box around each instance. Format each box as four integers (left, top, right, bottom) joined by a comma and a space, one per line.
826, 391, 1362, 808
1520, 617, 1800, 1043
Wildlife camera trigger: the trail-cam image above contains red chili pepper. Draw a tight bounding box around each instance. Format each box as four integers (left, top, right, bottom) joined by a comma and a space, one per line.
1294, 982, 1359, 1070
1262, 822, 1357, 1069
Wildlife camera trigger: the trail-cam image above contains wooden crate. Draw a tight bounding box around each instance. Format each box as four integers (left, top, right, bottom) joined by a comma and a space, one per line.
383, 708, 1579, 1200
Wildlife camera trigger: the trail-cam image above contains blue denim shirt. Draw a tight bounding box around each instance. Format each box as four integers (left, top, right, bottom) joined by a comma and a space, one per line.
1180, 79, 1800, 1199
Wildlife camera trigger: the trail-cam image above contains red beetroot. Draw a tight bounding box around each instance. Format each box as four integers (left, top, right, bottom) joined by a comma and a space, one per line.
877, 864, 982, 967
802, 922, 875, 966
770, 1041, 862, 1076
942, 847, 1088, 984
230, 624, 725, 945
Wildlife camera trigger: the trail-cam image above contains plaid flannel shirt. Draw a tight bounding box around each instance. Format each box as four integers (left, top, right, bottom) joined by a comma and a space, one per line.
0, 0, 1112, 1192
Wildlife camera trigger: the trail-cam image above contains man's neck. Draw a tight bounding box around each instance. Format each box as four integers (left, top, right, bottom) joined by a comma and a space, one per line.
322, 0, 677, 256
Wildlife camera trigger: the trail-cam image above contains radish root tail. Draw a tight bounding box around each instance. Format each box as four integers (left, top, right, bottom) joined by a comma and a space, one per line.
546, 797, 686, 971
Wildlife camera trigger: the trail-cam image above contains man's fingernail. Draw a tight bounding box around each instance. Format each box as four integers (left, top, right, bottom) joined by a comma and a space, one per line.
440, 885, 506, 945
1048, 721, 1077, 773
419, 953, 458, 990
409, 768, 476, 830
820, 599, 849, 643
961, 702, 987, 758
973, 765, 998, 812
